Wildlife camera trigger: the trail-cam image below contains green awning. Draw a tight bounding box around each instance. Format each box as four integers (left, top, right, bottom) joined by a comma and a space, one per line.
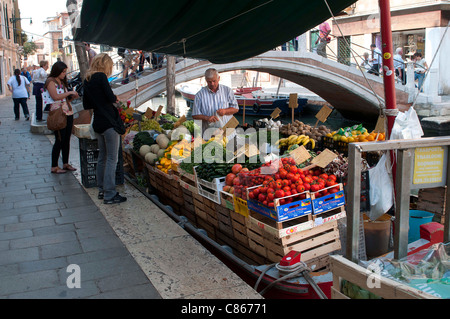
74, 0, 357, 64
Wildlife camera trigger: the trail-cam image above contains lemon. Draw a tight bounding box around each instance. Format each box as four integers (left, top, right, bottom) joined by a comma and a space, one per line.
347, 137, 355, 143
340, 136, 348, 143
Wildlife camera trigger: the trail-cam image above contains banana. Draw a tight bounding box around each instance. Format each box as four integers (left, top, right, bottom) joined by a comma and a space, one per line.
302, 137, 310, 146
288, 135, 298, 145
310, 139, 316, 149
295, 135, 306, 144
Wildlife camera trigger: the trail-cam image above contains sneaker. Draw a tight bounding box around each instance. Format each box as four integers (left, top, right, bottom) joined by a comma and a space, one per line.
25, 116, 30, 121
98, 191, 104, 200
104, 193, 127, 204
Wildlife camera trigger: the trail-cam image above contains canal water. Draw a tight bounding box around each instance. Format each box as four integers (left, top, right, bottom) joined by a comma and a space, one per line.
138, 92, 443, 138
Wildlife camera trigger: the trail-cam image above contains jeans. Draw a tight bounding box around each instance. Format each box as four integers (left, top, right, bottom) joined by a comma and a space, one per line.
95, 128, 120, 200
415, 72, 425, 92
13, 98, 30, 119
52, 115, 73, 167
316, 41, 327, 58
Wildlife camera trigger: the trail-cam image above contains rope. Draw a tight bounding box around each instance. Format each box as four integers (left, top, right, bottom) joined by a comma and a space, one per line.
322, 0, 385, 110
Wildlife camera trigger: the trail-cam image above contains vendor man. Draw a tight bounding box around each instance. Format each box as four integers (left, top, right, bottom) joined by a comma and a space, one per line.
192, 68, 239, 140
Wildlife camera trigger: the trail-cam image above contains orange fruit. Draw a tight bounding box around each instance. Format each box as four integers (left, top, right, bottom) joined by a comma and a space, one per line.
366, 135, 375, 142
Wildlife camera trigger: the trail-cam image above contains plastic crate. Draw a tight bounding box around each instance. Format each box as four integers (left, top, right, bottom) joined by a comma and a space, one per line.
80, 149, 124, 188
80, 149, 100, 164
79, 138, 99, 151
81, 168, 124, 188
321, 136, 335, 150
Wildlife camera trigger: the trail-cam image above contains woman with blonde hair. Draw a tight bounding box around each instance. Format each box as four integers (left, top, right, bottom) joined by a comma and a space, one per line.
83, 53, 126, 204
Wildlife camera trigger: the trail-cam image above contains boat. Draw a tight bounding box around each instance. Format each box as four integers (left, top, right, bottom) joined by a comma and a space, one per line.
176, 83, 308, 117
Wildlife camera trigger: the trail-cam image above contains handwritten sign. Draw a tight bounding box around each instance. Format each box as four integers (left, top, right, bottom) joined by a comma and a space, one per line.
311, 149, 338, 168
173, 115, 186, 128
413, 147, 445, 185
289, 145, 311, 165
373, 114, 386, 134
289, 93, 298, 109
218, 116, 239, 136
270, 107, 282, 119
154, 105, 164, 119
144, 107, 153, 119
315, 104, 333, 123
125, 107, 135, 116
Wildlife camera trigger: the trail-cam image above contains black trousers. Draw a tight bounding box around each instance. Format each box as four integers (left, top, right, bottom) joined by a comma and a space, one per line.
13, 98, 30, 119
51, 115, 73, 167
33, 83, 44, 120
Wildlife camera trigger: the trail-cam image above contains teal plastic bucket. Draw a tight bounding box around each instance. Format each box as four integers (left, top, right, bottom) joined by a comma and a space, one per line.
408, 210, 434, 243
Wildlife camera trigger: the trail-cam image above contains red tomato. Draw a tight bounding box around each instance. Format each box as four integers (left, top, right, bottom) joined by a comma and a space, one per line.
326, 179, 336, 187
291, 189, 298, 195
268, 202, 275, 208
279, 169, 288, 179
279, 199, 286, 205
286, 173, 295, 181
267, 192, 275, 201
303, 183, 311, 191
284, 190, 291, 197
275, 190, 285, 198
263, 200, 268, 206
258, 193, 266, 202
289, 166, 298, 174
253, 188, 260, 197
296, 185, 306, 193
249, 191, 255, 199
314, 169, 322, 176
319, 173, 328, 180
328, 174, 337, 182
281, 179, 290, 187
260, 187, 268, 194
311, 184, 320, 192
283, 186, 291, 192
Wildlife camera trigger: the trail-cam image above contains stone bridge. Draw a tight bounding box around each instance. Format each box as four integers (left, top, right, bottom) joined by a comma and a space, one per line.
114, 51, 411, 121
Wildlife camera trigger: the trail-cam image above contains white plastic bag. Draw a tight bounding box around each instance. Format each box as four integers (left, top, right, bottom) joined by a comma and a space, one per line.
390, 107, 423, 140
368, 153, 394, 221
88, 114, 96, 140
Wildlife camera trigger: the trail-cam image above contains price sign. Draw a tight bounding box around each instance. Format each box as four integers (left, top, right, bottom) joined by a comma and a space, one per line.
289, 93, 298, 109
219, 116, 239, 136
311, 149, 338, 168
373, 114, 386, 134
289, 145, 311, 165
314, 104, 333, 128
173, 115, 186, 128
144, 107, 153, 119
154, 105, 164, 119
270, 107, 282, 119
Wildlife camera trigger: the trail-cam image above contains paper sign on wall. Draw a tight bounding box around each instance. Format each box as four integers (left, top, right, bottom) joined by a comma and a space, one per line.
413, 147, 445, 185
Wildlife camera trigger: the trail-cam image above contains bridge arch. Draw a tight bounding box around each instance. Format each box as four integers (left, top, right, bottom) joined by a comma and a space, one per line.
116, 52, 408, 121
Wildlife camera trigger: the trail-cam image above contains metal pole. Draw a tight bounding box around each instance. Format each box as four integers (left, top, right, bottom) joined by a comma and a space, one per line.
378, 0, 397, 139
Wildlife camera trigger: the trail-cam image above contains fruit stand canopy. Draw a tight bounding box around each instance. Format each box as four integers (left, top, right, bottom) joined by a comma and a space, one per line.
73, 0, 357, 64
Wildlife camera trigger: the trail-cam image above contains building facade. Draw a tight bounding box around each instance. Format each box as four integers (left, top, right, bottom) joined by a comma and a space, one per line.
0, 0, 23, 97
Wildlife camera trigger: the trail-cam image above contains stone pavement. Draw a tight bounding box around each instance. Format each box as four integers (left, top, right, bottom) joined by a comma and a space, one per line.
0, 96, 262, 299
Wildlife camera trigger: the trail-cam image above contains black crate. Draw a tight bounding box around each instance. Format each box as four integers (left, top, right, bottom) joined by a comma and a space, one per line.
340, 171, 370, 212
80, 149, 100, 164
336, 141, 348, 155
321, 136, 335, 150
79, 138, 99, 151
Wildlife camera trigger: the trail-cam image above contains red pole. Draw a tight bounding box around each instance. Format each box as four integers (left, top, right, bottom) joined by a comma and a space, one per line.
379, 0, 396, 138
379, 0, 397, 186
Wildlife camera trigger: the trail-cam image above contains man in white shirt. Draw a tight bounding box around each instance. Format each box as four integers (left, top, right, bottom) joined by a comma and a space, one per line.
32, 60, 49, 121
393, 47, 406, 85
192, 68, 239, 140
368, 44, 382, 76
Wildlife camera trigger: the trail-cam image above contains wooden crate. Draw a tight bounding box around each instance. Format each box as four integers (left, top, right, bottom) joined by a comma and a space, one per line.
216, 205, 234, 238
192, 193, 218, 228
122, 149, 135, 177
416, 186, 446, 224
247, 211, 341, 263
196, 216, 216, 240
229, 210, 249, 247
330, 255, 438, 299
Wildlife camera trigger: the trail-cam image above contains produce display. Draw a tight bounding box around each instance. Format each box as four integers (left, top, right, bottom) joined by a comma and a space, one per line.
327, 124, 385, 143
255, 118, 283, 129
279, 121, 333, 146
244, 157, 339, 208
130, 117, 162, 132
118, 101, 135, 125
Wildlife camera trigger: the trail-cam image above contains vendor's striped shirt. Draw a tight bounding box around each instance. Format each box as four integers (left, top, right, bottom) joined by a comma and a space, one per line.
192, 84, 239, 136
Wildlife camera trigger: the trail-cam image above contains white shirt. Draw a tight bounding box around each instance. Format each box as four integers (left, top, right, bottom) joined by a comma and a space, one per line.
393, 54, 404, 70
193, 84, 239, 137
372, 48, 382, 65
32, 67, 47, 84
7, 75, 29, 98
414, 58, 427, 73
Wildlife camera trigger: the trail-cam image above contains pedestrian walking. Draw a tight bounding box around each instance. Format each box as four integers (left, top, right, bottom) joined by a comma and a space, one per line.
83, 53, 127, 204
368, 44, 382, 76
32, 60, 49, 122
84, 43, 97, 66
43, 61, 79, 174
413, 52, 428, 92
7, 69, 31, 121
21, 67, 32, 82
393, 47, 406, 85
360, 52, 372, 71
315, 21, 331, 58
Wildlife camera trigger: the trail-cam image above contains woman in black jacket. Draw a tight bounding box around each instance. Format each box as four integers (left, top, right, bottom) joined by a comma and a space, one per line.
83, 53, 126, 204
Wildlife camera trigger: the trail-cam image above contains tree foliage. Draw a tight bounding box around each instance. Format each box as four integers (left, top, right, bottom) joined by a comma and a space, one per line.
23, 41, 37, 57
